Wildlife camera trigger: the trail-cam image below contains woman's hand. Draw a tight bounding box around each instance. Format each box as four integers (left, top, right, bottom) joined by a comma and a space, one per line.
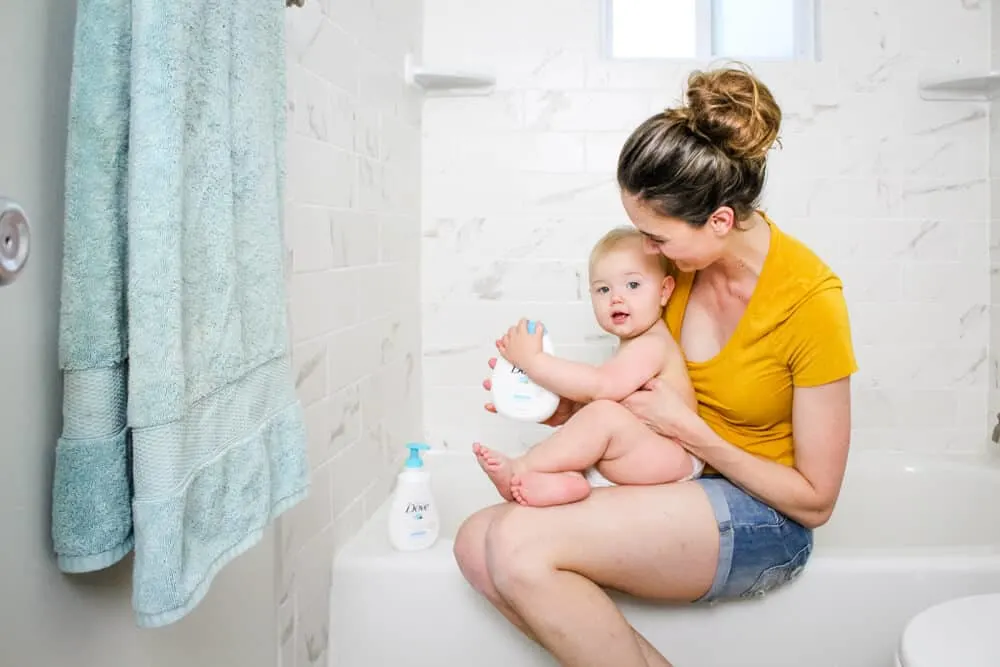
482, 357, 578, 427
622, 378, 702, 441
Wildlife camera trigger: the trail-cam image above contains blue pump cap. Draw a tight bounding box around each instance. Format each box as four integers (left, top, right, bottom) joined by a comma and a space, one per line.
404, 442, 430, 469
527, 320, 544, 335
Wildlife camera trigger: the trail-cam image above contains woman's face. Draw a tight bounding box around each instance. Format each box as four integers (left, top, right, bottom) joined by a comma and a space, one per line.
620, 191, 730, 272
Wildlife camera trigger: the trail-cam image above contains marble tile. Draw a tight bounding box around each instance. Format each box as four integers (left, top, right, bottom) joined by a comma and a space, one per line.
287, 205, 336, 273
329, 441, 383, 518
292, 339, 328, 407
422, 95, 523, 134
522, 91, 654, 133
288, 270, 361, 342
899, 179, 989, 220
278, 599, 296, 667
379, 214, 422, 262
282, 465, 333, 565
293, 528, 335, 667
292, 68, 334, 143
301, 18, 359, 95
282, 0, 423, 660
421, 0, 994, 460
286, 0, 1000, 661
302, 386, 362, 470
326, 323, 383, 392
286, 136, 356, 208
329, 210, 379, 268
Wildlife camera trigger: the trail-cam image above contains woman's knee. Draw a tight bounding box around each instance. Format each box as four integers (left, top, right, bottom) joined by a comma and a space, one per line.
454, 506, 505, 594
485, 509, 553, 598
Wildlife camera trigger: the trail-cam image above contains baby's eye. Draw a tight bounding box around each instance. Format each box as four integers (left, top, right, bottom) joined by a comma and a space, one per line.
595, 286, 609, 294
627, 281, 640, 289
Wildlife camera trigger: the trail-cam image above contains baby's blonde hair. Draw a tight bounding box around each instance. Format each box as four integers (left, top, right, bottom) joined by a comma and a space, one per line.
588, 226, 676, 277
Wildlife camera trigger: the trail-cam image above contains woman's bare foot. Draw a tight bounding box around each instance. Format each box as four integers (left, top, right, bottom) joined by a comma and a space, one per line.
509, 471, 591, 507
473, 442, 516, 502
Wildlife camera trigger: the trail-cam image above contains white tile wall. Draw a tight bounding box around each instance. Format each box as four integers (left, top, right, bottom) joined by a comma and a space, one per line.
272, 1, 999, 663
280, 1, 423, 666
991, 0, 1000, 444
421, 0, 992, 456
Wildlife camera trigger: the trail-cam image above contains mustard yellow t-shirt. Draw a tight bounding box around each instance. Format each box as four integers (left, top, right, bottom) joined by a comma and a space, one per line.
664, 215, 858, 468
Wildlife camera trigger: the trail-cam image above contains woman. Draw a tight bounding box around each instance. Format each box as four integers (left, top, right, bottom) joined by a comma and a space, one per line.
452, 64, 858, 667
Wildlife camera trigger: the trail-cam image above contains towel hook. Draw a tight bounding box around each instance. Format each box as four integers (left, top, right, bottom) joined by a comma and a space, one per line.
286, 0, 305, 6
0, 197, 30, 287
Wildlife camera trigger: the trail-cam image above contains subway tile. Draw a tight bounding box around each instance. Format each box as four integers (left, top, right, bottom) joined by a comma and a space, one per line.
286, 136, 356, 208
283, 0, 424, 656
329, 441, 383, 517
292, 338, 328, 407
288, 205, 336, 273
288, 0, 1000, 657
522, 90, 654, 132
301, 18, 360, 95
293, 527, 335, 667
293, 69, 334, 143
329, 210, 379, 268
282, 466, 333, 560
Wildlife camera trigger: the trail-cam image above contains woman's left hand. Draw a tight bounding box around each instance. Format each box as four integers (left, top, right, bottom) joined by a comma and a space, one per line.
622, 379, 700, 442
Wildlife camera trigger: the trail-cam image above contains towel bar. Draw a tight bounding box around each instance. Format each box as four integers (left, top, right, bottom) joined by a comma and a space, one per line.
286, 0, 305, 6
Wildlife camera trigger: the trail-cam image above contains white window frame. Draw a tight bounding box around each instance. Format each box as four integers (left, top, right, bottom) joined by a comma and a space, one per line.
602, 0, 820, 62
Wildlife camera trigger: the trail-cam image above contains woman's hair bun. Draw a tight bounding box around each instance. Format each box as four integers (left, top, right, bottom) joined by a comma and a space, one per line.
675, 64, 781, 162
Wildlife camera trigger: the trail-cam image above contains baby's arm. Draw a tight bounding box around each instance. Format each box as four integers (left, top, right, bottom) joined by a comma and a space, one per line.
517, 333, 667, 404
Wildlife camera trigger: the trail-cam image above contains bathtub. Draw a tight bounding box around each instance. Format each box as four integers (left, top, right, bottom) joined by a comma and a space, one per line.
329, 449, 1000, 667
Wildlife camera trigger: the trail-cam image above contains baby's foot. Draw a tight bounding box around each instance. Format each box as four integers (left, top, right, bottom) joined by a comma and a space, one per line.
473, 442, 515, 502
509, 471, 591, 507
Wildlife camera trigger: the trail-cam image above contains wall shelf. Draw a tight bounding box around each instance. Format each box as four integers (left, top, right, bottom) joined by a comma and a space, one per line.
918, 70, 1000, 101
404, 54, 495, 96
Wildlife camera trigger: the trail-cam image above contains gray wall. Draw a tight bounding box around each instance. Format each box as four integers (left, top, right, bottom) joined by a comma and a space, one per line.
0, 3, 277, 665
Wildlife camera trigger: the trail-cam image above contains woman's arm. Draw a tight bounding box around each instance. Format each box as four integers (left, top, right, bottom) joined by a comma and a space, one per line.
677, 378, 852, 529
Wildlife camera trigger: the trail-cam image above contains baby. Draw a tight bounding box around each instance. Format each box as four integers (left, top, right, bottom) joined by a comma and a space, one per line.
474, 226, 704, 507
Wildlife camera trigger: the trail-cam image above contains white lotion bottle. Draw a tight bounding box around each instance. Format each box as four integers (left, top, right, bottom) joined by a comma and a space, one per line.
491, 320, 560, 423
388, 443, 440, 552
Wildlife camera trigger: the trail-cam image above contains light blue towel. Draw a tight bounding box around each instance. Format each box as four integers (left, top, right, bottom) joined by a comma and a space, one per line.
53, 0, 309, 628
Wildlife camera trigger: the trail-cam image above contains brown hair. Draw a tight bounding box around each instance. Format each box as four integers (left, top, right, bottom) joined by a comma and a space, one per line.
616, 64, 782, 227
589, 226, 675, 277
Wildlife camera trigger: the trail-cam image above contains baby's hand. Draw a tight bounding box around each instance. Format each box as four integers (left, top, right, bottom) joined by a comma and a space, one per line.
497, 319, 545, 371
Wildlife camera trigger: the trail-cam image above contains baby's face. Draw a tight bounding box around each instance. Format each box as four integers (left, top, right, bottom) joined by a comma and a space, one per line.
588, 245, 672, 339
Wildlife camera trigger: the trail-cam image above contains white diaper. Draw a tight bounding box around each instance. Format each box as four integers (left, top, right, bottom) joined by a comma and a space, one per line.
584, 454, 705, 488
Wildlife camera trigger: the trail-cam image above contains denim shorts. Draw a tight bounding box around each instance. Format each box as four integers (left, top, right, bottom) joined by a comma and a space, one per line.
693, 475, 813, 602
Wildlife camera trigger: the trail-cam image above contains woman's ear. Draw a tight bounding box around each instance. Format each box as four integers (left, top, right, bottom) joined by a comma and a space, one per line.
708, 206, 736, 236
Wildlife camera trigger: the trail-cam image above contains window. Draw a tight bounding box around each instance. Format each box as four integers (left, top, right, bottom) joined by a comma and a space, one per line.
605, 0, 818, 61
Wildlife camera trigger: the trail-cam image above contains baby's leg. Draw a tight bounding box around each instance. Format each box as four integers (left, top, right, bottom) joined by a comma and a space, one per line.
517, 399, 649, 474
591, 419, 695, 487
475, 399, 689, 507
474, 443, 587, 504
474, 399, 628, 506
523, 399, 693, 486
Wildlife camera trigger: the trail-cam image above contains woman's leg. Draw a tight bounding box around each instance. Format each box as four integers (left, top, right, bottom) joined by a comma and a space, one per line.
490, 483, 718, 667
453, 502, 678, 667
453, 482, 719, 667
453, 503, 539, 638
